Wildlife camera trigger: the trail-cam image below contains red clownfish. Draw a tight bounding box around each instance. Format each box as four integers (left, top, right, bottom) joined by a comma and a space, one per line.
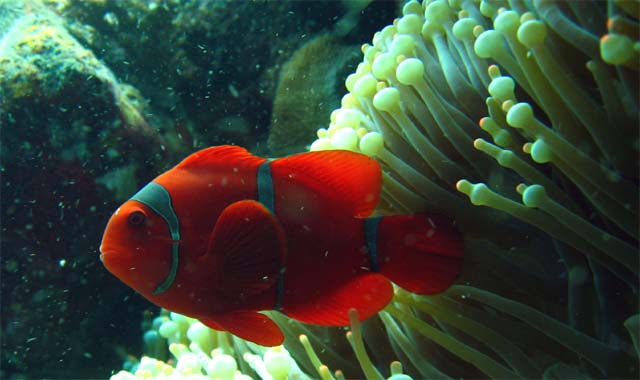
100, 146, 463, 346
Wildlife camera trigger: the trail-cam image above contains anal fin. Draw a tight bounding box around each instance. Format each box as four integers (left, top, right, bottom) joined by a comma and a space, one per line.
283, 273, 393, 326
200, 311, 284, 346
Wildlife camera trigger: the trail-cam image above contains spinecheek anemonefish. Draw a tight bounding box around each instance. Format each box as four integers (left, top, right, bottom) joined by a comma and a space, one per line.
100, 145, 463, 346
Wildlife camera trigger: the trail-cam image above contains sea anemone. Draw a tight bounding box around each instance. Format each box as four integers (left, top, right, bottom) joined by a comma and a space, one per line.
111, 310, 306, 380
112, 308, 413, 380
308, 0, 638, 378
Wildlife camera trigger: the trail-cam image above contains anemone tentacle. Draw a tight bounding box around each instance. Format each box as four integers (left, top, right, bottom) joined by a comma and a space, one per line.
307, 0, 638, 378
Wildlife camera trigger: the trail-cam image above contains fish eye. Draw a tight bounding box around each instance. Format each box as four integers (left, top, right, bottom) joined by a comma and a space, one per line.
127, 210, 146, 227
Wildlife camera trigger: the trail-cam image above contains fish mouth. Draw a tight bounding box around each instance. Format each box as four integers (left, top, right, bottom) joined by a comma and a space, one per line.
99, 245, 121, 268
99, 250, 113, 266
99, 244, 107, 262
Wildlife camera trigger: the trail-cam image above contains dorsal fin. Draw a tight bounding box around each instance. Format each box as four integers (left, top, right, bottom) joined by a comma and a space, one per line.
271, 150, 381, 217
176, 145, 265, 171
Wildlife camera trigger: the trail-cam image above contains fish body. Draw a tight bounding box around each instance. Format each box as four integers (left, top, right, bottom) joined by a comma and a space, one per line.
100, 146, 463, 346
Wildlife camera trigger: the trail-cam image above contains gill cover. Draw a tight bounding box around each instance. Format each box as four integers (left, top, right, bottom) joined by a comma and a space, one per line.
130, 182, 180, 294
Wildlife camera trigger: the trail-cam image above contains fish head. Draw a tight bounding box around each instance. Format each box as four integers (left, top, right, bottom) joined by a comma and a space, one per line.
100, 199, 176, 295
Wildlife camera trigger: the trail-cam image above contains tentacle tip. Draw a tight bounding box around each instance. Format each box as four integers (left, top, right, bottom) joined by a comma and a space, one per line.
522, 184, 548, 208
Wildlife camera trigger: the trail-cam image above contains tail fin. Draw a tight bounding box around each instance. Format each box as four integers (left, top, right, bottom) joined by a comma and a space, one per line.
368, 213, 463, 294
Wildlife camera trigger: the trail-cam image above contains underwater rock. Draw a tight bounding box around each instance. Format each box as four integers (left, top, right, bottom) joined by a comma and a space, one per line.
95, 164, 139, 202
0, 1, 163, 378
54, 1, 369, 154
0, 0, 155, 145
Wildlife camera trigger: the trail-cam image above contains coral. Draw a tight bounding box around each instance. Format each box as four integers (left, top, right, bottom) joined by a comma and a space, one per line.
268, 35, 361, 156
308, 0, 638, 378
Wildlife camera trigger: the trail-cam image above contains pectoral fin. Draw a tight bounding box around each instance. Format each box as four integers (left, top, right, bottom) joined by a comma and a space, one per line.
200, 311, 284, 346
205, 200, 286, 297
